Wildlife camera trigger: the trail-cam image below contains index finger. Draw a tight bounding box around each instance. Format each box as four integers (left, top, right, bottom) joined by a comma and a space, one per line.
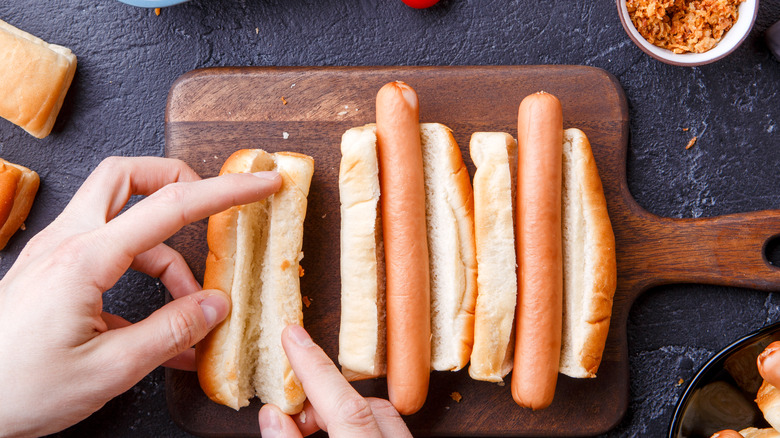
282, 324, 383, 438
65, 157, 202, 223
97, 170, 281, 260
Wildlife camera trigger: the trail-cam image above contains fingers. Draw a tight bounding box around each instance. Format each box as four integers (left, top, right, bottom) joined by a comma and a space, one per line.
365, 398, 412, 438
100, 311, 197, 371
66, 157, 202, 223
95, 289, 230, 386
281, 324, 383, 437
131, 243, 201, 299
100, 171, 281, 261
258, 404, 304, 438
758, 341, 780, 388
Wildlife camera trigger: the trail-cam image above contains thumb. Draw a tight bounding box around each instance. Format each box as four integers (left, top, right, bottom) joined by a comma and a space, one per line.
96, 289, 230, 388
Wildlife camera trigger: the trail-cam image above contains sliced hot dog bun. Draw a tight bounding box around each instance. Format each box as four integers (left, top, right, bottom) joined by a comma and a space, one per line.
468, 132, 517, 382
0, 159, 39, 250
559, 128, 617, 378
197, 149, 314, 414
338, 124, 387, 381
739, 428, 780, 438
757, 380, 780, 432
420, 123, 477, 372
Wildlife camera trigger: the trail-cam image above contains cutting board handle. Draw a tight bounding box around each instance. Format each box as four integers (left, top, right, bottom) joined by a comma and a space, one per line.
619, 209, 780, 292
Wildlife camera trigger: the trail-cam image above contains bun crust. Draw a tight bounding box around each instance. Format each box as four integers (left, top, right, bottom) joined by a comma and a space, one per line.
197, 149, 314, 414
559, 128, 617, 378
0, 159, 39, 250
0, 20, 77, 138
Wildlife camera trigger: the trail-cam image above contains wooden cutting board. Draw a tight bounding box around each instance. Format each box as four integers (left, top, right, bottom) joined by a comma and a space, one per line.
163, 66, 780, 437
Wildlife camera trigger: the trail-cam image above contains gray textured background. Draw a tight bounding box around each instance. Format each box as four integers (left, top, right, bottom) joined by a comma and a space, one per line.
0, 0, 779, 436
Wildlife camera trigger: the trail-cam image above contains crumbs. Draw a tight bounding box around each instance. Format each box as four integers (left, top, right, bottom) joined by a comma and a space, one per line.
154, 7, 161, 16
676, 378, 685, 386
450, 392, 462, 403
686, 136, 697, 149
298, 265, 305, 277
302, 296, 312, 308
281, 96, 288, 105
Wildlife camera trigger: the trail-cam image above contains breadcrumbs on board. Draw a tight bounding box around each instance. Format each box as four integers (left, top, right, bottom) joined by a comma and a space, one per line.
281, 96, 288, 105
450, 392, 462, 403
686, 136, 697, 149
298, 265, 305, 277
20, 223, 26, 231
626, 0, 744, 53
676, 378, 684, 386
302, 296, 312, 308
682, 127, 689, 131
154, 7, 161, 16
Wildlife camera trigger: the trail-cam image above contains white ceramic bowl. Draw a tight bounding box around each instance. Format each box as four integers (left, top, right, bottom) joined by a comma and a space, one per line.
616, 0, 759, 66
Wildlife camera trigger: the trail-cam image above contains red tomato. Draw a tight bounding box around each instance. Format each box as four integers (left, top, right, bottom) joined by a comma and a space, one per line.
401, 0, 440, 8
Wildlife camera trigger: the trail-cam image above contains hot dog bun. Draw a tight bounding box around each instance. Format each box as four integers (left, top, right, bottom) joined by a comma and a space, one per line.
0, 159, 39, 250
468, 132, 517, 382
0, 19, 77, 139
421, 123, 477, 372
559, 128, 617, 378
197, 149, 314, 414
758, 380, 780, 432
338, 124, 387, 381
739, 428, 780, 438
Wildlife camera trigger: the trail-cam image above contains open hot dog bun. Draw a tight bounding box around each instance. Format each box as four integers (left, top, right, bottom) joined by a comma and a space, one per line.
421, 123, 477, 372
337, 122, 477, 378
0, 159, 39, 250
197, 149, 314, 414
559, 128, 617, 378
468, 132, 517, 382
338, 124, 387, 381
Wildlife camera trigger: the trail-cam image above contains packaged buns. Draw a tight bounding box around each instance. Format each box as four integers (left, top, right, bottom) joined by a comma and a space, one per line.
0, 20, 76, 138
197, 149, 314, 414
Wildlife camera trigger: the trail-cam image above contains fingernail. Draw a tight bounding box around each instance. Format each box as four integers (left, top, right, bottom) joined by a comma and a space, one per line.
286, 324, 314, 347
259, 408, 282, 438
252, 171, 281, 181
200, 295, 229, 328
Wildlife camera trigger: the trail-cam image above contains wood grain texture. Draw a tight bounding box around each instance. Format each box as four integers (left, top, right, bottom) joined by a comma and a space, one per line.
163, 66, 780, 437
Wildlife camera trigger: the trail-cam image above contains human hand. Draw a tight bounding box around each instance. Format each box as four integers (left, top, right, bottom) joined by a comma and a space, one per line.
0, 157, 281, 437
257, 324, 411, 438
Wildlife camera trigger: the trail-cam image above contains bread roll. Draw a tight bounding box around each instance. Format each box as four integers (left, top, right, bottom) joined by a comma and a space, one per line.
740, 428, 780, 438
197, 149, 314, 414
337, 124, 387, 381
420, 123, 477, 372
559, 128, 617, 378
0, 20, 77, 139
758, 380, 780, 431
467, 132, 517, 382
0, 159, 39, 250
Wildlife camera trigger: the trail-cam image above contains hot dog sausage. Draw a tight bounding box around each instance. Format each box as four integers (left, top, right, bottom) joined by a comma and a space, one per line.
512, 91, 563, 410
375, 81, 431, 415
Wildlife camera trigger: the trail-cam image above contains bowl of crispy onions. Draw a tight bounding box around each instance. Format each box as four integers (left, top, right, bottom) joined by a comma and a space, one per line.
617, 0, 759, 66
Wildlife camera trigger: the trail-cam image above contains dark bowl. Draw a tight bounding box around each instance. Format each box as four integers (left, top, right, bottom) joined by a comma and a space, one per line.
669, 321, 780, 438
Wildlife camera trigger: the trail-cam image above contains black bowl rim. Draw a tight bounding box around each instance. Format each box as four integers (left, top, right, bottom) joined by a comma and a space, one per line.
668, 320, 780, 437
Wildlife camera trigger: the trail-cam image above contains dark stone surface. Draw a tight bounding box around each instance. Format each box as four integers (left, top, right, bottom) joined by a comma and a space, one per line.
0, 0, 778, 436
